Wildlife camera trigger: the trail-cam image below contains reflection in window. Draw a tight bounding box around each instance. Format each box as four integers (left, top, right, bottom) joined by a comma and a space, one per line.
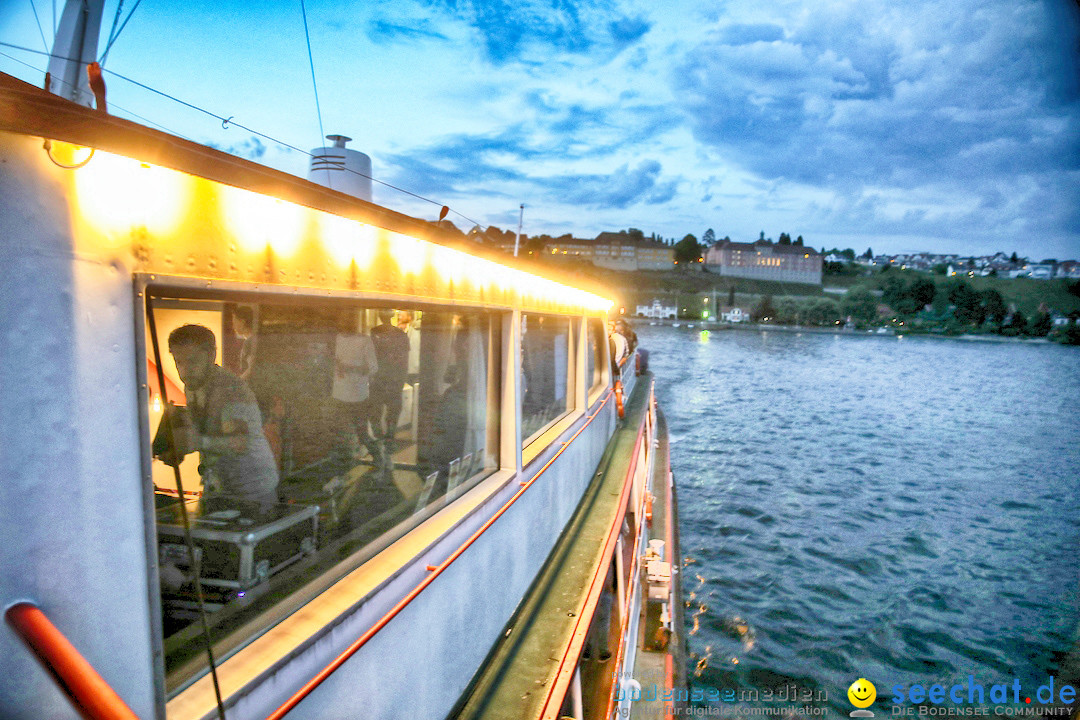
520, 314, 571, 443
586, 319, 606, 401
146, 297, 499, 687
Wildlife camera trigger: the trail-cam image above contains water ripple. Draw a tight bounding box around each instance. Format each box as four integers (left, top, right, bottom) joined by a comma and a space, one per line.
644, 327, 1080, 704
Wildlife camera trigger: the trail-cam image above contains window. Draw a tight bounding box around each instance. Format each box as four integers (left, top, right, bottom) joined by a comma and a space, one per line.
145, 293, 500, 689
520, 314, 572, 444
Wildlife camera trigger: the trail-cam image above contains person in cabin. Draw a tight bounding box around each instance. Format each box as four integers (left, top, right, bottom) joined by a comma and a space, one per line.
369, 309, 410, 450
332, 312, 381, 466
157, 324, 280, 507
231, 305, 257, 382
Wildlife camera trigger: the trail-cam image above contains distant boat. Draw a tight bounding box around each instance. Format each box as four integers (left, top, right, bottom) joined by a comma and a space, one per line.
672, 322, 681, 328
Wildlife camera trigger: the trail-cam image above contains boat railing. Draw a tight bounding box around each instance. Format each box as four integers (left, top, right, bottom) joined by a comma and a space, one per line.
4, 602, 139, 720
264, 390, 615, 720
539, 378, 655, 718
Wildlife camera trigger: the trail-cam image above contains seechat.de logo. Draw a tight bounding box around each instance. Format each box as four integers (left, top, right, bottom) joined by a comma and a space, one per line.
849, 678, 877, 717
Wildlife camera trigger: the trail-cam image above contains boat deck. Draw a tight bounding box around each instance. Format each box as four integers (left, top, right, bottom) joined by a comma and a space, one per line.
453, 377, 654, 720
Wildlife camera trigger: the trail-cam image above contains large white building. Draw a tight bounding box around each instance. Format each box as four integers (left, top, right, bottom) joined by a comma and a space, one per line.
704, 240, 822, 285
635, 300, 677, 319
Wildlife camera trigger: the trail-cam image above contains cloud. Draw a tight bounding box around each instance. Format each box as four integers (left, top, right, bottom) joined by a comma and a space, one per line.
417, 0, 651, 63
207, 136, 269, 160
673, 0, 1080, 248
367, 18, 448, 43
546, 159, 675, 209
608, 16, 651, 48
714, 23, 785, 46
383, 121, 678, 215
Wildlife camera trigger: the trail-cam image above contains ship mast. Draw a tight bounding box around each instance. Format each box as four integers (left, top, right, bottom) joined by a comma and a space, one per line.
46, 0, 105, 107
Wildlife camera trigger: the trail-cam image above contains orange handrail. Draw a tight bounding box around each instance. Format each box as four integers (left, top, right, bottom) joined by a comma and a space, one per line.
5, 602, 140, 720
265, 390, 614, 720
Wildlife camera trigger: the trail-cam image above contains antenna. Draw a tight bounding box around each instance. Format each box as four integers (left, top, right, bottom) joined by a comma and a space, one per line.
513, 203, 525, 257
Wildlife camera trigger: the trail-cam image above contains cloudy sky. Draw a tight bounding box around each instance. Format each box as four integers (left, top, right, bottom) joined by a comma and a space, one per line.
2, 0, 1079, 258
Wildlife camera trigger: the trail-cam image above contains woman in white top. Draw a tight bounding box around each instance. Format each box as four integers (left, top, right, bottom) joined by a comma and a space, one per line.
333, 314, 380, 464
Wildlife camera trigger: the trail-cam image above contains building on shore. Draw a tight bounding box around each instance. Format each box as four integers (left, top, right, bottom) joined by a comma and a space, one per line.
636, 299, 677, 319
494, 232, 674, 272
704, 240, 822, 285
719, 306, 751, 323
589, 232, 673, 271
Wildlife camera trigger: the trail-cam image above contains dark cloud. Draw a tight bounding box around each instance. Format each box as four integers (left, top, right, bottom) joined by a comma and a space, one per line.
207, 136, 268, 160
674, 0, 1080, 249
382, 133, 529, 199
383, 120, 678, 213
546, 159, 674, 209
608, 16, 651, 47
419, 0, 650, 64
367, 18, 448, 43
714, 23, 785, 46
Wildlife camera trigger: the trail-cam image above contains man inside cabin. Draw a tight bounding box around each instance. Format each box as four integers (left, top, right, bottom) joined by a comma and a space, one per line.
370, 309, 410, 450
158, 324, 279, 507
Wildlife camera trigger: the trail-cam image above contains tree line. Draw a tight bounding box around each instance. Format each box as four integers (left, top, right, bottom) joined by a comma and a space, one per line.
748, 274, 1074, 341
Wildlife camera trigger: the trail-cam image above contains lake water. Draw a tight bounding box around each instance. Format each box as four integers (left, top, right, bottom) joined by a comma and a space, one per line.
640, 325, 1080, 714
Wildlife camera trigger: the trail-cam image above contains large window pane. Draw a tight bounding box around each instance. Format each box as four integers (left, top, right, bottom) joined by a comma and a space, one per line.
520, 314, 571, 443
146, 296, 499, 687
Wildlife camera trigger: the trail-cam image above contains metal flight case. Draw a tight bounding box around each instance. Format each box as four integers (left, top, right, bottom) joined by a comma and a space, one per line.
156, 495, 319, 595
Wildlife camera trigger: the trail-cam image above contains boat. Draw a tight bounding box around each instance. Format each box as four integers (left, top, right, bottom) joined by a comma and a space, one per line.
0, 7, 686, 720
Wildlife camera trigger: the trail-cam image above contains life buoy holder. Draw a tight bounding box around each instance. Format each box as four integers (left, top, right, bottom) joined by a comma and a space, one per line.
614, 380, 625, 418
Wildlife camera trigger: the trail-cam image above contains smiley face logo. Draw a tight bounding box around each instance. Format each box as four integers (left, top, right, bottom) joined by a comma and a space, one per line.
848, 678, 877, 709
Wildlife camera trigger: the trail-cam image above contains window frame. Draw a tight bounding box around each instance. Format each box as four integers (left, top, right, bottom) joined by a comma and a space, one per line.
135, 275, 507, 695
518, 313, 578, 464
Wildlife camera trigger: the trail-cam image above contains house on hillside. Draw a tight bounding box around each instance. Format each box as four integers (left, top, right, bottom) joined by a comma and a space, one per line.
704, 239, 822, 285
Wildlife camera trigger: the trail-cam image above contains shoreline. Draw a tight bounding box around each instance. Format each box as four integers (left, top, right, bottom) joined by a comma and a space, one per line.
638, 319, 1058, 344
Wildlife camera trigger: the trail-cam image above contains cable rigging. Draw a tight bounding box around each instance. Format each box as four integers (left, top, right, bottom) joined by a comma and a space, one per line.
99, 0, 145, 67
0, 39, 486, 230
298, 0, 330, 190
27, 0, 49, 52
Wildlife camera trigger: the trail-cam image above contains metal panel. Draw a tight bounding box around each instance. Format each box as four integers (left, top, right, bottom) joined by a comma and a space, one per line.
0, 131, 159, 719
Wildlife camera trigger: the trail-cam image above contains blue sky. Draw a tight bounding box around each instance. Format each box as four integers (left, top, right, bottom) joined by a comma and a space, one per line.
2, 0, 1079, 258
